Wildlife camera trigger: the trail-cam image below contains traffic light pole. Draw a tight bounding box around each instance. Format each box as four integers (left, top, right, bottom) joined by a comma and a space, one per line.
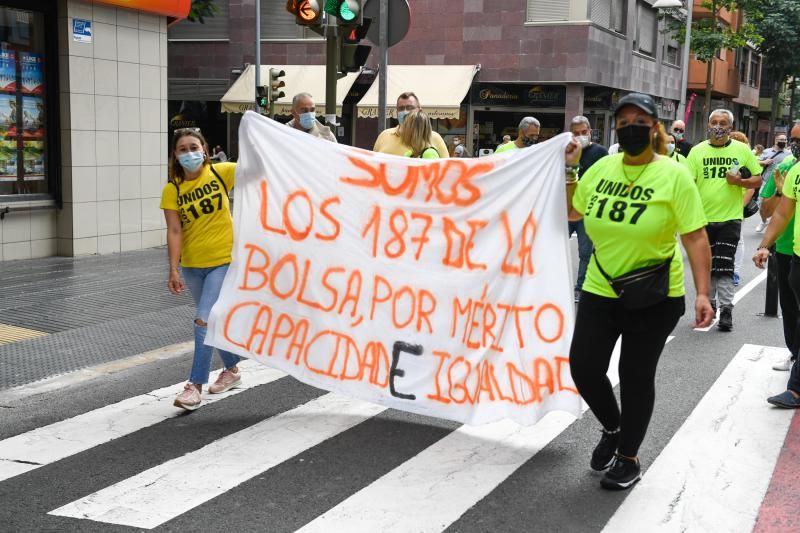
325, 16, 338, 126
255, 0, 262, 113
377, 0, 388, 132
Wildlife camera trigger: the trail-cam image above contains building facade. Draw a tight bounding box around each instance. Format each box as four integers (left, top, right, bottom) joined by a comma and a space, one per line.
0, 0, 182, 261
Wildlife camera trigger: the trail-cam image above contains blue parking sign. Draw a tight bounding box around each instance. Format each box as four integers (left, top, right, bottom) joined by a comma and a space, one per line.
72, 19, 92, 43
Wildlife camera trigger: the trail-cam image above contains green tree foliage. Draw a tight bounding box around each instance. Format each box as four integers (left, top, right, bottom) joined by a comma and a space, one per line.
187, 0, 219, 23
663, 1, 764, 121
753, 0, 800, 134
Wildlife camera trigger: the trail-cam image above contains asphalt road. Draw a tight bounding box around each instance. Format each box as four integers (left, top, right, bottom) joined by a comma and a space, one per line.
0, 220, 787, 533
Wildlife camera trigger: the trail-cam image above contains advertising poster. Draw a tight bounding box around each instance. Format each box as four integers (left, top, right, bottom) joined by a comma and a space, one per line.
0, 140, 16, 181
23, 140, 44, 179
0, 50, 16, 93
20, 52, 43, 95
0, 94, 17, 138
22, 96, 43, 140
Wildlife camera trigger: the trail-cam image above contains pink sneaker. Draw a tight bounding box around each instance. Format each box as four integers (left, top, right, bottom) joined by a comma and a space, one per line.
208, 367, 241, 394
174, 383, 201, 410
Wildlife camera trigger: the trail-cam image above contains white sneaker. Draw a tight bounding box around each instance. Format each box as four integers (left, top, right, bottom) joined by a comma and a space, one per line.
773, 357, 793, 371
755, 219, 770, 233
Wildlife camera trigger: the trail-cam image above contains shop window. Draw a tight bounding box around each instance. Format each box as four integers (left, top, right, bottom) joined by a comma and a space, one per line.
635, 1, 656, 57
0, 5, 51, 199
526, 0, 570, 22
168, 0, 230, 41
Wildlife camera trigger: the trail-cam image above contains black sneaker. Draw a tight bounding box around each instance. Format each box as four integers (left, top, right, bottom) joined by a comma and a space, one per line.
590, 429, 620, 471
718, 307, 733, 332
600, 455, 641, 490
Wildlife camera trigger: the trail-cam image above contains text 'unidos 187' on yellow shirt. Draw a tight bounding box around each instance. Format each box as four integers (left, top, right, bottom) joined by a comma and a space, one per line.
572, 154, 708, 299
159, 162, 235, 268
686, 139, 762, 223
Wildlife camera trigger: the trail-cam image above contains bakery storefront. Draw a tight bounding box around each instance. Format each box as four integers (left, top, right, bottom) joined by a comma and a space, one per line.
0, 0, 188, 261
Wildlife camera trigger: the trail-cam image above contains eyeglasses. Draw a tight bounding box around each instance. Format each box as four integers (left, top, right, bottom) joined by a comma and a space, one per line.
173, 127, 201, 136
672, 128, 684, 133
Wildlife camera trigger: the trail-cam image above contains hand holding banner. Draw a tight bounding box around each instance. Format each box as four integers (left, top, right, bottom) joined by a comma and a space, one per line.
206, 111, 582, 426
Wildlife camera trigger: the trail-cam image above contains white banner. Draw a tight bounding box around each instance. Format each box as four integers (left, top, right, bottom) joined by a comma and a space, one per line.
206, 111, 582, 426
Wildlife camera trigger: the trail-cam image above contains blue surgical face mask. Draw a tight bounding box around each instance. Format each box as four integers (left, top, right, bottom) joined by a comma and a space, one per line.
299, 111, 316, 130
397, 110, 410, 124
178, 151, 205, 172
667, 143, 676, 155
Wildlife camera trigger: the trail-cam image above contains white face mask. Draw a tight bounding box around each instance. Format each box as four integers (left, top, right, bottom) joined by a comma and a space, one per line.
667, 143, 676, 156
576, 135, 591, 149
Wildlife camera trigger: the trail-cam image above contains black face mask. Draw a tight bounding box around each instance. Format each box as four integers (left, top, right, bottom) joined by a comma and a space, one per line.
617, 124, 652, 156
792, 143, 800, 160
778, 142, 787, 150
521, 136, 538, 147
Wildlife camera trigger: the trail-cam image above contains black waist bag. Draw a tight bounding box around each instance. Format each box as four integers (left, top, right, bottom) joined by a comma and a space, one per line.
593, 251, 673, 310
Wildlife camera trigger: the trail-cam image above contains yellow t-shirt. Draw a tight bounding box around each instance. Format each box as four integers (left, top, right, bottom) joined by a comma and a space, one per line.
373, 127, 449, 158
573, 154, 708, 299
781, 164, 800, 256
494, 141, 519, 154
160, 163, 236, 268
686, 139, 762, 222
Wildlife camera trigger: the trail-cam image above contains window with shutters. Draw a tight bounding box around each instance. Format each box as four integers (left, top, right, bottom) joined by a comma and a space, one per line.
526, 0, 570, 22
261, 0, 322, 40
635, 1, 656, 56
749, 53, 760, 87
590, 0, 612, 27
738, 48, 749, 83
611, 0, 627, 34
168, 0, 230, 40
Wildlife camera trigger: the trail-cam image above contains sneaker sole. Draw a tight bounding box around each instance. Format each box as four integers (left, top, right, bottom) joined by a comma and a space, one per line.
773, 366, 792, 371
600, 473, 642, 490
208, 378, 242, 395
717, 324, 732, 332
173, 399, 201, 411
590, 457, 615, 471
767, 398, 800, 409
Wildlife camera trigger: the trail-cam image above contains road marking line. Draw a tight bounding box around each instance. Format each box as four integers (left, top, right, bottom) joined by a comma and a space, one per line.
297, 337, 674, 533
694, 270, 768, 332
602, 344, 793, 533
48, 394, 386, 529
0, 359, 283, 483
0, 341, 194, 404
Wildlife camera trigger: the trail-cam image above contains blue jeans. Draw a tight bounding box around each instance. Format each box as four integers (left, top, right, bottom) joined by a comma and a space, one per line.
568, 220, 594, 292
182, 263, 241, 385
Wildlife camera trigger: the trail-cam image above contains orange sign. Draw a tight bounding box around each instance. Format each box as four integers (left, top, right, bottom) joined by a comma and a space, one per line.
93, 0, 191, 18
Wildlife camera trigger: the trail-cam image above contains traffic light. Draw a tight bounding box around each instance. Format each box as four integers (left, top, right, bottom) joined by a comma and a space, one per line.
256, 85, 268, 111
285, 0, 322, 25
325, 0, 362, 25
268, 68, 286, 115
339, 20, 371, 74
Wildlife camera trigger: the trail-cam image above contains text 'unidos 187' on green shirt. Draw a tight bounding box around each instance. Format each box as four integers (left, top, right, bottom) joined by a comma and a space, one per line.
686, 139, 762, 223
761, 155, 796, 256
572, 154, 708, 299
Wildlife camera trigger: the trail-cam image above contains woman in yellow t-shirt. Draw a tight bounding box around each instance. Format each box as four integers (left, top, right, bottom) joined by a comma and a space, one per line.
565, 93, 714, 490
160, 128, 242, 411
400, 110, 440, 159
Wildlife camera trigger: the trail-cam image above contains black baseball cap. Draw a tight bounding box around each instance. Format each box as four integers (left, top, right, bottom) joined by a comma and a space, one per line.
614, 93, 658, 118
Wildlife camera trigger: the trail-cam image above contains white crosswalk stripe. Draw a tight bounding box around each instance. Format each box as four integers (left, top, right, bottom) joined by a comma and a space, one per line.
602, 344, 794, 533
0, 359, 284, 483
0, 338, 788, 531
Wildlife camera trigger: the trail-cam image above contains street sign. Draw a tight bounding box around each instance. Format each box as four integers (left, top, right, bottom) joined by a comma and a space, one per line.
363, 0, 409, 48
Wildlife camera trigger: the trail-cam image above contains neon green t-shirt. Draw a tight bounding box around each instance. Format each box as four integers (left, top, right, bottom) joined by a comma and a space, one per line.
495, 142, 519, 154
781, 163, 800, 256
160, 163, 235, 268
670, 151, 689, 167
573, 154, 708, 299
686, 139, 762, 222
403, 147, 440, 159
761, 155, 795, 256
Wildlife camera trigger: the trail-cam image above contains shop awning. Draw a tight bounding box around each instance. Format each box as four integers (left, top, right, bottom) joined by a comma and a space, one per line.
94, 0, 191, 18
357, 65, 479, 119
220, 65, 361, 115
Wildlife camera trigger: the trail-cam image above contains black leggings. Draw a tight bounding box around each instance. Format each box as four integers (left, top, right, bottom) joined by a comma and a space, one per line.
569, 292, 685, 457
776, 253, 800, 360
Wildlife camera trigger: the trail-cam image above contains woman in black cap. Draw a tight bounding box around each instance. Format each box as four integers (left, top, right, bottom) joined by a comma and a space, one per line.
565, 93, 714, 490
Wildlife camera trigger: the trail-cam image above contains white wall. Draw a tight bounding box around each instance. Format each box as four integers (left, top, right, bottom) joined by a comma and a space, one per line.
55, 0, 168, 257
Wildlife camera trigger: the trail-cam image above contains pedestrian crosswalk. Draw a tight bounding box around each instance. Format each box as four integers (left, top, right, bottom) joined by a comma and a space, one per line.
0, 341, 796, 532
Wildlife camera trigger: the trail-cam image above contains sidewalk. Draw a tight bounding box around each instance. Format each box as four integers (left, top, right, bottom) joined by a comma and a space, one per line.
0, 248, 194, 390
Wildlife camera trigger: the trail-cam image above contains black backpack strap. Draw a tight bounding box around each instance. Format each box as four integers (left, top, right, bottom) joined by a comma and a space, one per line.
208, 164, 230, 199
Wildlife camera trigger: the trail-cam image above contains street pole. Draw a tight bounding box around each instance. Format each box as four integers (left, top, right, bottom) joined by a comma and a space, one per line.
255, 0, 261, 114
326, 15, 338, 126
676, 0, 693, 123
377, 0, 388, 133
